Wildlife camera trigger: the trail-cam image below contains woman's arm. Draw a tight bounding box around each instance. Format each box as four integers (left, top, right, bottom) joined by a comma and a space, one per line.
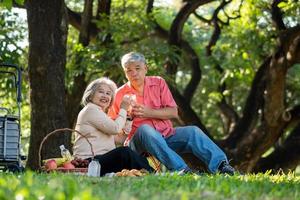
87, 106, 127, 135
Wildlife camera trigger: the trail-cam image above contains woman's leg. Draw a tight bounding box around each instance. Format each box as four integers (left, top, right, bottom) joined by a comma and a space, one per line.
121, 146, 154, 172
93, 146, 153, 176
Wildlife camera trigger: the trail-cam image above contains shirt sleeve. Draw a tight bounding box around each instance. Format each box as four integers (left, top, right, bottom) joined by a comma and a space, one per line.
160, 78, 177, 107
108, 90, 122, 120
87, 106, 127, 135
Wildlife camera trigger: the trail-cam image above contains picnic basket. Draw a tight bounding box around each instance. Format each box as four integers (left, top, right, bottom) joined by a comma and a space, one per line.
38, 128, 95, 174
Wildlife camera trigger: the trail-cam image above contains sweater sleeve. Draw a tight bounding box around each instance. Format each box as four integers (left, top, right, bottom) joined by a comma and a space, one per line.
87, 105, 127, 135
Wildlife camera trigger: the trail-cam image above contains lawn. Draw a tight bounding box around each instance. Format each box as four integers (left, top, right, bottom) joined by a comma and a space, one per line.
0, 171, 299, 200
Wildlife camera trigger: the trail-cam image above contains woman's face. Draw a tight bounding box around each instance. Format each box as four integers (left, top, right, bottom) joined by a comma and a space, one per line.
91, 83, 113, 110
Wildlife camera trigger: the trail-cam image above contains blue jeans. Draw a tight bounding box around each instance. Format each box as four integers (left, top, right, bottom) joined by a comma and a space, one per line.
129, 124, 228, 173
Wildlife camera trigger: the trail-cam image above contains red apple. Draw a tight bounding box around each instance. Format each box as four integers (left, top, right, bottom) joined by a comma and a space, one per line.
63, 162, 75, 169
45, 159, 57, 170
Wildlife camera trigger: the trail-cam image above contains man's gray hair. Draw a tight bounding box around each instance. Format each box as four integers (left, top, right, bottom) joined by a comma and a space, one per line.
121, 52, 146, 68
81, 77, 117, 107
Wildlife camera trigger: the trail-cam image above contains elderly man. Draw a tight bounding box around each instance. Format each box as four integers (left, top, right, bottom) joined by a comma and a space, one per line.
109, 52, 235, 175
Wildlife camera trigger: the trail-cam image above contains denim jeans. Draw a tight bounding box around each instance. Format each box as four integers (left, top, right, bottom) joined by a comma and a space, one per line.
129, 124, 228, 173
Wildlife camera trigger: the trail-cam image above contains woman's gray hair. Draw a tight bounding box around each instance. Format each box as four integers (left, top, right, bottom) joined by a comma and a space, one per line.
121, 52, 146, 68
81, 77, 117, 107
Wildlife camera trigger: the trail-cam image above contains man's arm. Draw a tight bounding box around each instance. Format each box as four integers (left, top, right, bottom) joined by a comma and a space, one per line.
132, 104, 178, 119
132, 77, 178, 120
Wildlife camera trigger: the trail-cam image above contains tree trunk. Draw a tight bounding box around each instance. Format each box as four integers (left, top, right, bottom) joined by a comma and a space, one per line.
66, 0, 95, 129
228, 27, 300, 172
254, 123, 300, 173
26, 0, 69, 170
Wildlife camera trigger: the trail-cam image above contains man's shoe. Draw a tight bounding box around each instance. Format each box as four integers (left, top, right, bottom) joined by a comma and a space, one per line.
218, 161, 235, 176
177, 167, 192, 175
178, 167, 204, 176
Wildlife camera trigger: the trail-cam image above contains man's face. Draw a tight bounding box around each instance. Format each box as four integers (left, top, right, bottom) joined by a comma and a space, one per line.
124, 61, 147, 87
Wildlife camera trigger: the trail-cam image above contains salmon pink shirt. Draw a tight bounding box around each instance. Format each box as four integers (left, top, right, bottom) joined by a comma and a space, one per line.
109, 76, 177, 141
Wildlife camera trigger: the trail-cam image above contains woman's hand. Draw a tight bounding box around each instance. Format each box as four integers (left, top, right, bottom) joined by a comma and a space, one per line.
120, 95, 131, 111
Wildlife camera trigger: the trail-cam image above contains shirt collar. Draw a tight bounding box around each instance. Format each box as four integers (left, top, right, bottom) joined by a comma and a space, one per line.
125, 76, 159, 91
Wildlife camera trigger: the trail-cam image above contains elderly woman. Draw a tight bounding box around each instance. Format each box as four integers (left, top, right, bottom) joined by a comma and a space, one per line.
73, 77, 153, 176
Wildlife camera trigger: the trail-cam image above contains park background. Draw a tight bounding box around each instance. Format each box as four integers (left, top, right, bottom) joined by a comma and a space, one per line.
0, 0, 300, 199
0, 0, 300, 200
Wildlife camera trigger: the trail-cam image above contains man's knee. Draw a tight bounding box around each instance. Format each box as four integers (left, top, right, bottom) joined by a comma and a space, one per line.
137, 124, 153, 133
191, 125, 201, 131
135, 124, 163, 144
185, 126, 208, 141
136, 124, 156, 139
185, 126, 202, 135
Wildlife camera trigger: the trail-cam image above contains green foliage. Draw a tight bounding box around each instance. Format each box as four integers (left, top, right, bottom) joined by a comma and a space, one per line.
0, 172, 299, 200
1, 0, 300, 162
0, 0, 13, 9
0, 0, 24, 9
66, 0, 173, 86
63, 0, 300, 139
0, 9, 26, 64
0, 8, 30, 155
286, 64, 300, 107
158, 0, 300, 137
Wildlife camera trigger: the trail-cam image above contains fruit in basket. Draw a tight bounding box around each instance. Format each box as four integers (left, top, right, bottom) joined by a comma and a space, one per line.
71, 157, 90, 168
63, 162, 75, 169
43, 158, 67, 167
45, 159, 57, 170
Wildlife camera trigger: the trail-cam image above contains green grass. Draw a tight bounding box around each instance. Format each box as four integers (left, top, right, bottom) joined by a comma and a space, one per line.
0, 172, 299, 200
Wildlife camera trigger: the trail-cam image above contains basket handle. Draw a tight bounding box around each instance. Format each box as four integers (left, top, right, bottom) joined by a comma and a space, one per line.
38, 128, 95, 169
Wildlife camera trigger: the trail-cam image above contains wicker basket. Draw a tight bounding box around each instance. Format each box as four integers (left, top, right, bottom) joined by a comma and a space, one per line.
38, 128, 95, 174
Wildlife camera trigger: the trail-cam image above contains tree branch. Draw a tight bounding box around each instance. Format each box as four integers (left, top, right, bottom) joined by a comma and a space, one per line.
217, 98, 239, 134
285, 105, 300, 126
66, 7, 99, 39
146, 0, 169, 37
146, 0, 211, 135
66, 7, 81, 31
146, 0, 154, 14
79, 0, 94, 46
220, 0, 243, 25
181, 40, 201, 103
166, 0, 214, 76
230, 26, 300, 171
205, 0, 240, 55
96, 0, 111, 19
168, 83, 212, 139
65, 0, 94, 127
12, 0, 25, 8
224, 57, 269, 148
147, 0, 202, 104
202, 0, 241, 133
281, 26, 300, 66
193, 11, 211, 23
271, 0, 287, 30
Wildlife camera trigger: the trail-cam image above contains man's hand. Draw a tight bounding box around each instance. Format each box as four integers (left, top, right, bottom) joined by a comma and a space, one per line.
132, 104, 178, 119
132, 104, 151, 118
